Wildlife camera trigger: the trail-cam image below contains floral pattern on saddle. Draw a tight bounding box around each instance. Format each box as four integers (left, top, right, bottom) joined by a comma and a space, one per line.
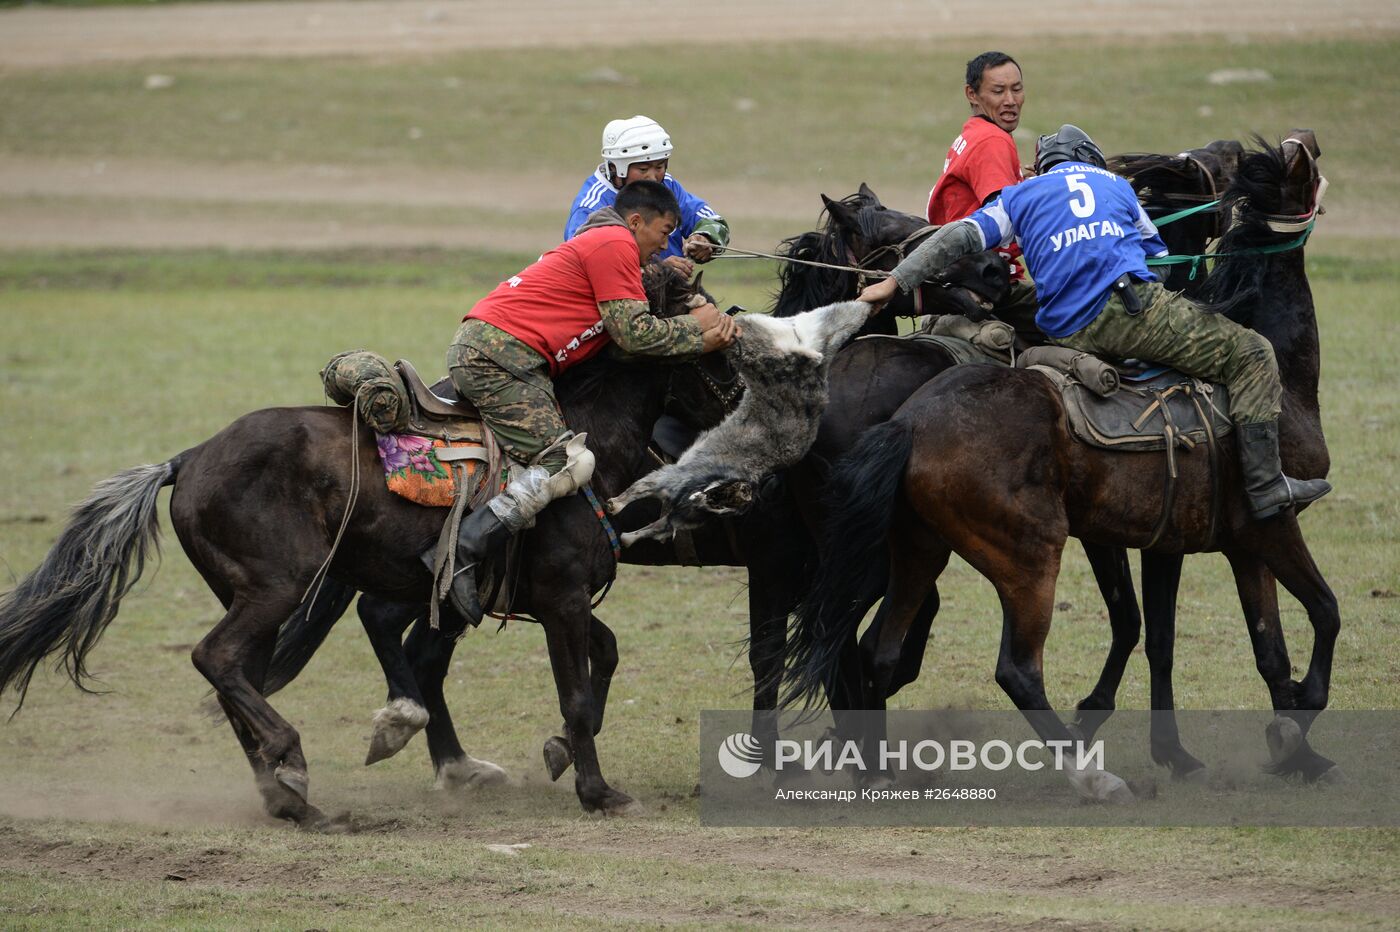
376, 432, 494, 507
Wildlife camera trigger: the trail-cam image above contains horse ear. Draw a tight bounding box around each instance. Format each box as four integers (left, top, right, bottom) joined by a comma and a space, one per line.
1284, 128, 1320, 160
857, 182, 883, 208
821, 194, 860, 232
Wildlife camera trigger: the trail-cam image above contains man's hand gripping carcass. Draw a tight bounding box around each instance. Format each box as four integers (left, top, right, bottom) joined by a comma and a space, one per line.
607, 300, 872, 545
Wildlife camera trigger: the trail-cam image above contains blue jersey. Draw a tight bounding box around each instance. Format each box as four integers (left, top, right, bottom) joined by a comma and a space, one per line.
564, 167, 723, 260
965, 162, 1169, 338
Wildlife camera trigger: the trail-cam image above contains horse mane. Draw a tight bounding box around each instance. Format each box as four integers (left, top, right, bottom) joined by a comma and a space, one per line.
771, 192, 884, 318
1110, 153, 1210, 206
1197, 138, 1294, 322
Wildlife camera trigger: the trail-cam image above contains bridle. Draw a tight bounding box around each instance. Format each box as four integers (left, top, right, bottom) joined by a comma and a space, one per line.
1261, 137, 1327, 234
845, 222, 938, 294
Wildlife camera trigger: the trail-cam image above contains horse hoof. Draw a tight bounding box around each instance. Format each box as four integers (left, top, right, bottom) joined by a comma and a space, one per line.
435, 755, 510, 790
1266, 716, 1304, 765
1068, 767, 1135, 804
1176, 764, 1209, 785
543, 736, 574, 782
1317, 765, 1346, 786
365, 699, 430, 765
598, 791, 643, 818
274, 765, 310, 802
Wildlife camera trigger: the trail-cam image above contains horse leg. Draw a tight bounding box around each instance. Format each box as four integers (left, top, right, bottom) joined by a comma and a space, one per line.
1139, 552, 1206, 778
973, 534, 1135, 804
864, 544, 948, 709
1225, 540, 1338, 782
1074, 543, 1141, 739
191, 595, 331, 826
1260, 520, 1339, 720
538, 602, 636, 814
360, 595, 430, 766
543, 613, 620, 781
884, 584, 941, 697
857, 530, 950, 786
399, 612, 510, 790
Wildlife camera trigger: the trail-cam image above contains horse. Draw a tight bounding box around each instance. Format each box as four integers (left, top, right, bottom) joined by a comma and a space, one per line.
783, 137, 1337, 799
265, 159, 1227, 786
0, 265, 746, 824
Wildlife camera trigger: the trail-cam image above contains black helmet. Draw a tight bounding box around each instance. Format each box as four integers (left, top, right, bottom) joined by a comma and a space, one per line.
1035, 124, 1107, 173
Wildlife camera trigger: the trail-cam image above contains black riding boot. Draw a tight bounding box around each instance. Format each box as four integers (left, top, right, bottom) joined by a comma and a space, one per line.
420, 505, 510, 626
1238, 421, 1331, 520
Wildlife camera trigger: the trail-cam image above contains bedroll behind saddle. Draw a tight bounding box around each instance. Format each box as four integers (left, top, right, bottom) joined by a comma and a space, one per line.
320, 350, 484, 443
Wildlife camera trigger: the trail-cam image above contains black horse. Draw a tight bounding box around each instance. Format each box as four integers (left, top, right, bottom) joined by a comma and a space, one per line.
0, 267, 746, 823
784, 137, 1336, 797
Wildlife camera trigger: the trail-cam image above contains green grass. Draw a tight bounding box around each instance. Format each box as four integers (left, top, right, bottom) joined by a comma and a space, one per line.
1, 36, 1396, 212
0, 245, 1397, 927
2, 25, 1399, 930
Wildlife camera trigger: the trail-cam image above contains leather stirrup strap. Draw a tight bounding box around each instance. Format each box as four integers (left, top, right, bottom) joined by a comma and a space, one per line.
1187, 384, 1222, 549
1144, 388, 1180, 550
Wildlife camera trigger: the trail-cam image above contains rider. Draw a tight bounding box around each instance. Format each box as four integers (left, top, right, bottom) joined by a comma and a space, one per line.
926, 51, 1039, 342
565, 115, 730, 279
860, 124, 1331, 521
437, 180, 738, 622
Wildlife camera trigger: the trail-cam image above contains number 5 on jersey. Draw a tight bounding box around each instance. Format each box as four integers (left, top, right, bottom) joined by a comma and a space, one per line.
1065, 173, 1096, 218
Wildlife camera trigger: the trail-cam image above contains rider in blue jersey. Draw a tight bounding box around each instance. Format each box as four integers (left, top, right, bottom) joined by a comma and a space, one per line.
565, 115, 730, 278
859, 124, 1329, 521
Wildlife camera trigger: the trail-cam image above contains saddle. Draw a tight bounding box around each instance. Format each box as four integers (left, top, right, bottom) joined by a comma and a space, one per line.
394, 359, 485, 444
1015, 347, 1233, 454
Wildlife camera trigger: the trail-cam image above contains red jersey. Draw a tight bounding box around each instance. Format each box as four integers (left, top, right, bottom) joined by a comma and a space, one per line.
927, 115, 1025, 280
467, 225, 646, 376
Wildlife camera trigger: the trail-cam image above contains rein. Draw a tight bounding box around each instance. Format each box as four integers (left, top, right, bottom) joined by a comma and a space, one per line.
708, 242, 894, 279
1146, 219, 1316, 280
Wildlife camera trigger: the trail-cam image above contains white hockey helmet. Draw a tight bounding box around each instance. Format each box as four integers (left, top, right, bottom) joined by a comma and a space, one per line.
601, 115, 673, 178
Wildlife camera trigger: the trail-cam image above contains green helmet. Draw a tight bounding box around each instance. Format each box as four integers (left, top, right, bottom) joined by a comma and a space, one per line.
1035, 124, 1107, 173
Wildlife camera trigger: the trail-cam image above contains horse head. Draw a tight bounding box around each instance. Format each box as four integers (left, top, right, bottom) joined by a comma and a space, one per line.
776, 185, 1009, 330
1200, 133, 1324, 356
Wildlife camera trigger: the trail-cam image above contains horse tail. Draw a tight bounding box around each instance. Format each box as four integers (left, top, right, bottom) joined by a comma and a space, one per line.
0, 455, 184, 712
261, 580, 358, 697
782, 420, 913, 709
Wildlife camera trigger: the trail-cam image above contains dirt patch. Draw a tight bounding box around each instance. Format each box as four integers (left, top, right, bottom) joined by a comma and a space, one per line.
1, 1, 1395, 70
1, 816, 1393, 928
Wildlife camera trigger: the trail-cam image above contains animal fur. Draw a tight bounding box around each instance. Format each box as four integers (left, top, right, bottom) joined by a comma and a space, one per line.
608, 300, 871, 545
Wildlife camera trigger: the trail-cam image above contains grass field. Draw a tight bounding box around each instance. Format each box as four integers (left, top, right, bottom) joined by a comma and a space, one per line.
2, 20, 1399, 931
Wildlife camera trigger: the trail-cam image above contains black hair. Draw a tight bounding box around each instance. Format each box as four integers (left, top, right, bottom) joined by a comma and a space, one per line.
965, 51, 1020, 91
615, 180, 681, 223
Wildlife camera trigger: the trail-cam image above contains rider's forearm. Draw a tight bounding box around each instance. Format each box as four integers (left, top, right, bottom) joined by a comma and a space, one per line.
598, 299, 706, 356
890, 220, 982, 293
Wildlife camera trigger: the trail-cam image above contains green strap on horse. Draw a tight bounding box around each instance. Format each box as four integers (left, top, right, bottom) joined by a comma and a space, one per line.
1146, 218, 1315, 281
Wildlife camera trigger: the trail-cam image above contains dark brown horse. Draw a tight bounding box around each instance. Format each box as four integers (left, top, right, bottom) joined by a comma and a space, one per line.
785, 138, 1337, 798
0, 267, 743, 824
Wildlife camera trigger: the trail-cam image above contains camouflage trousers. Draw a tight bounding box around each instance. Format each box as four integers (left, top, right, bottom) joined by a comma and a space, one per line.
448, 319, 570, 474
1053, 280, 1281, 424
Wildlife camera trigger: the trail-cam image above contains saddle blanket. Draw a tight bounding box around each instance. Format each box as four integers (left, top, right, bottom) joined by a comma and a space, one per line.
376, 432, 498, 507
